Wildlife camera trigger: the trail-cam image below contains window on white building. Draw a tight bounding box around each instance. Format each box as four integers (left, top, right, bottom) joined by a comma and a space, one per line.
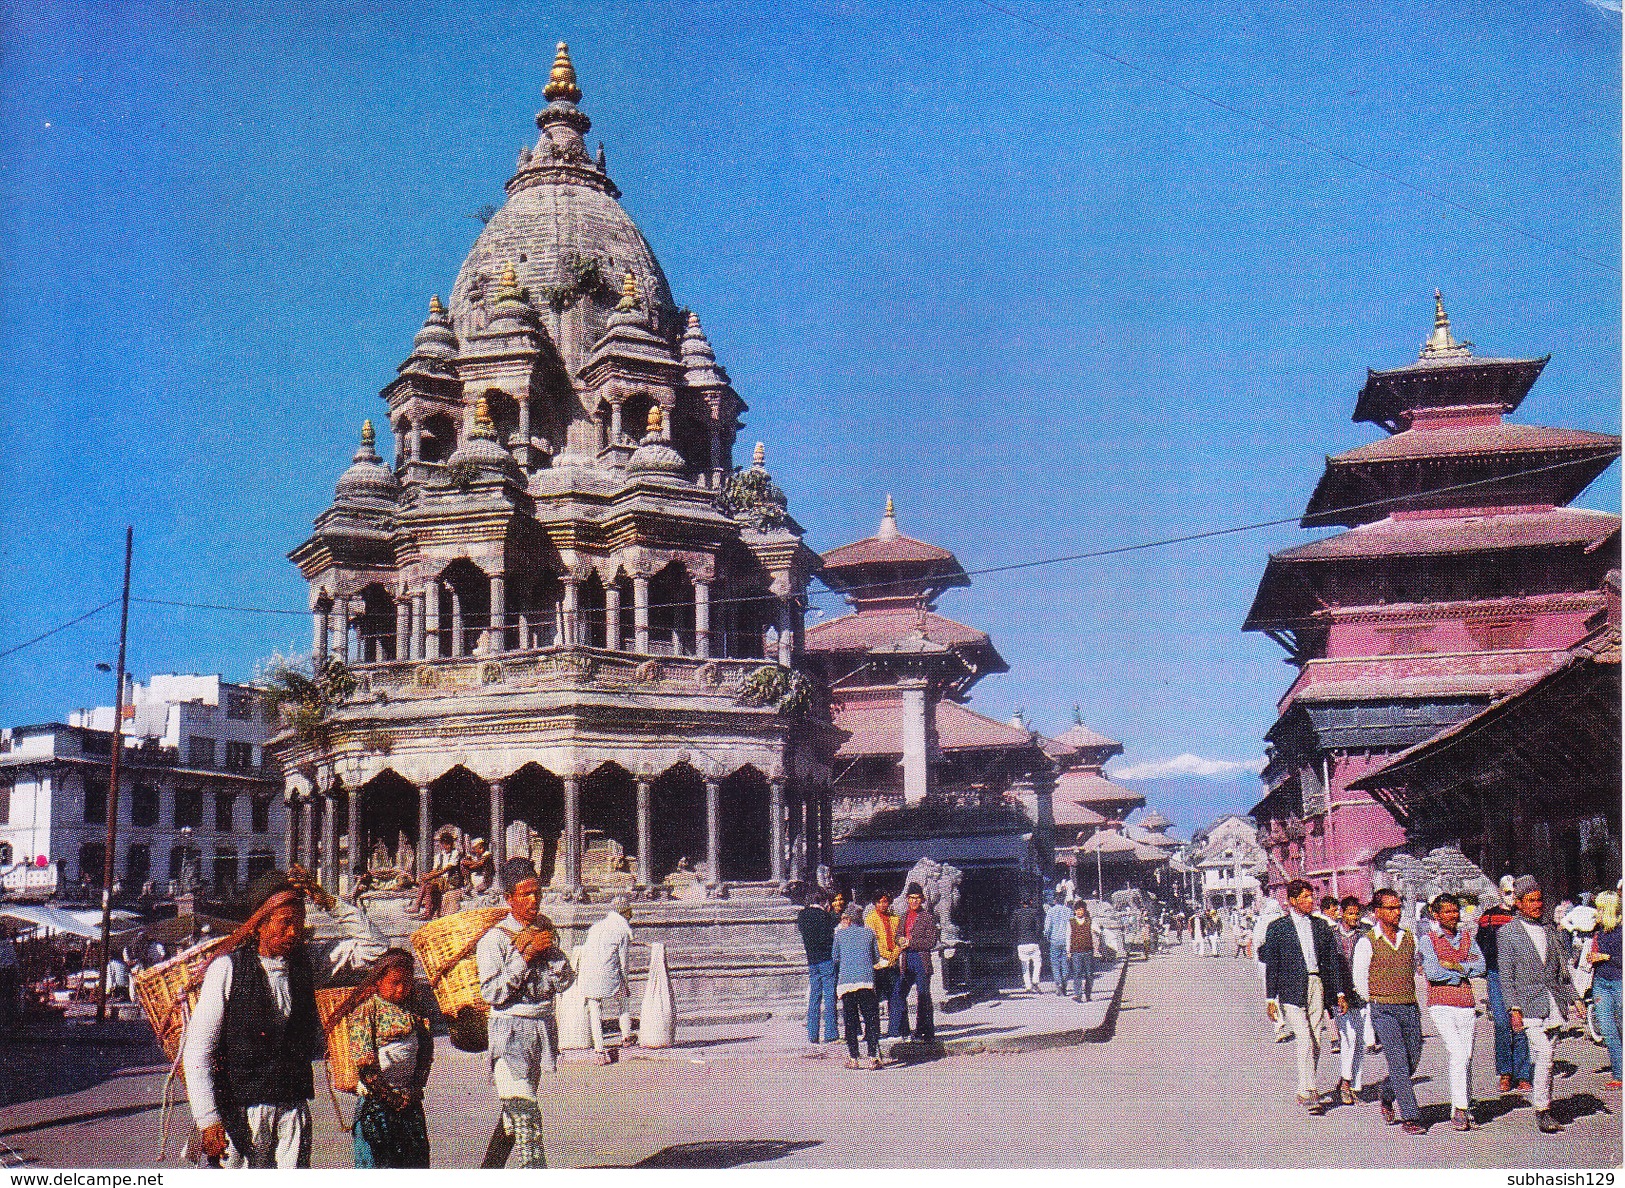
188, 736, 216, 769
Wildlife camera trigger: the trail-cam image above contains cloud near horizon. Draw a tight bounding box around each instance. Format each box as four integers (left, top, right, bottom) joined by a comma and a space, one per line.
1109, 753, 1268, 780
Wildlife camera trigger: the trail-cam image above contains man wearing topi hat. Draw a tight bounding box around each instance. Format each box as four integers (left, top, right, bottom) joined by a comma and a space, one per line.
476, 857, 575, 1168
182, 865, 388, 1167
1498, 873, 1580, 1133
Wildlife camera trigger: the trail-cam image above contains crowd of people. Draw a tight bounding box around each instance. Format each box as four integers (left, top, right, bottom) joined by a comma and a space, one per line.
795, 883, 941, 1066
1252, 874, 1622, 1136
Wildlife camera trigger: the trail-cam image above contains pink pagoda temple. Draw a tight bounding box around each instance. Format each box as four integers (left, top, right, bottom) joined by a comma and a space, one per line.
1244, 293, 1621, 901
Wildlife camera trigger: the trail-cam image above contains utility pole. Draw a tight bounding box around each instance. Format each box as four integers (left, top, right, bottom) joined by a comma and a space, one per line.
96, 526, 133, 1024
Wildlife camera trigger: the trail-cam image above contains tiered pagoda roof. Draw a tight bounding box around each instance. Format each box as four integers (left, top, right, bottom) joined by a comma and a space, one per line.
807, 498, 1007, 695
1246, 294, 1620, 635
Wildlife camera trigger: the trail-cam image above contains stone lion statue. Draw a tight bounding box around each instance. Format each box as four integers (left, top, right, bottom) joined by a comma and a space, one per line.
898, 858, 962, 944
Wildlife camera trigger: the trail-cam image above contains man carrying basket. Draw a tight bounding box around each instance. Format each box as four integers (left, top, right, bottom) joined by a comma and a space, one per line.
181, 866, 387, 1167
476, 857, 575, 1168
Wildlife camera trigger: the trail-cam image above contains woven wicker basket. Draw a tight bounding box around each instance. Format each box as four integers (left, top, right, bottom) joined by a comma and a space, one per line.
133, 934, 235, 1064
410, 907, 509, 1052
136, 935, 373, 1092
316, 987, 361, 1093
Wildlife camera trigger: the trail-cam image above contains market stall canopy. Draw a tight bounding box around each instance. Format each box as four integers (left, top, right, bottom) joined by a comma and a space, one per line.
0, 904, 133, 938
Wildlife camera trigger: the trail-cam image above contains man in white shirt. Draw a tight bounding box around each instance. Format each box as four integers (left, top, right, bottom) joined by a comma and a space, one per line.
182, 867, 386, 1167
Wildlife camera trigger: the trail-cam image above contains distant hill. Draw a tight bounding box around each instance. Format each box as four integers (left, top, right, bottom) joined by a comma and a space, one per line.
1111, 771, 1262, 842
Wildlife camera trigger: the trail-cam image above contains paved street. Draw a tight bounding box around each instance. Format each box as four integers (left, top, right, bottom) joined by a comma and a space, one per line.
2, 947, 1618, 1169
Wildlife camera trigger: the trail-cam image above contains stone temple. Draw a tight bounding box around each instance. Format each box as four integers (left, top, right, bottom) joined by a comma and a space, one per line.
273, 44, 838, 1008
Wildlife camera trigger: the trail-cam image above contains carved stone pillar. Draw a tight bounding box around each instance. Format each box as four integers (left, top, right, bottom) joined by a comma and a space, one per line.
283, 794, 298, 869
411, 591, 426, 660
562, 576, 580, 648
609, 397, 624, 443
606, 581, 623, 651
300, 795, 316, 876
488, 572, 506, 655
313, 608, 328, 664
320, 790, 338, 892
417, 784, 431, 874
635, 777, 653, 887
776, 598, 794, 667
424, 583, 441, 660
705, 778, 722, 887
409, 420, 422, 462
450, 589, 464, 657
694, 580, 711, 659
708, 422, 723, 490
820, 786, 833, 871
490, 778, 506, 894
347, 783, 362, 889
562, 775, 582, 890
769, 776, 787, 885
395, 598, 410, 660
334, 599, 352, 664
515, 400, 531, 468
633, 576, 650, 653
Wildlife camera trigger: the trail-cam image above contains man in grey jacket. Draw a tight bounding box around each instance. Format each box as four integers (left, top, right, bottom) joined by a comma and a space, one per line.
1498, 874, 1579, 1133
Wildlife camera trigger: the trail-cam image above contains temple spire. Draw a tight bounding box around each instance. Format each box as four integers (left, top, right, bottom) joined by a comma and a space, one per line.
879, 493, 899, 540
1420, 289, 1472, 360
360, 419, 376, 451
616, 269, 640, 312
544, 41, 582, 104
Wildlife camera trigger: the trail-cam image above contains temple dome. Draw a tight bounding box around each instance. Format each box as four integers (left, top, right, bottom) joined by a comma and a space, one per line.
334, 421, 399, 505
627, 405, 688, 477
448, 47, 677, 379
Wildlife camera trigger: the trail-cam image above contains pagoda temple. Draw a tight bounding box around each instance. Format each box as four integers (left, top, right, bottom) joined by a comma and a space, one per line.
273, 45, 835, 1007
1244, 293, 1620, 902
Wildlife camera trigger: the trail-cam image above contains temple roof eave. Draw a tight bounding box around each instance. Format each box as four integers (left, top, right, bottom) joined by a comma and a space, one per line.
1352, 355, 1549, 427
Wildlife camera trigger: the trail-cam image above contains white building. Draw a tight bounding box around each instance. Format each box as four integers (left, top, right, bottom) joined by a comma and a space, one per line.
1192, 814, 1268, 910
0, 675, 286, 901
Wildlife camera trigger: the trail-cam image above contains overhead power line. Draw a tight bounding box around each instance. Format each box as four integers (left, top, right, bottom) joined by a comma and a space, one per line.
0, 598, 119, 660
0, 455, 1614, 661
964, 0, 1614, 273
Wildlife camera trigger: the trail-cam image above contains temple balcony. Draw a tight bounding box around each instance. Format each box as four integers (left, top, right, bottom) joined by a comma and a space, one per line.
341, 644, 776, 703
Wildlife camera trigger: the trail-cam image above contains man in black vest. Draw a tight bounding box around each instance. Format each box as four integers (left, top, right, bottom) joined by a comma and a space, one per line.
183, 867, 385, 1167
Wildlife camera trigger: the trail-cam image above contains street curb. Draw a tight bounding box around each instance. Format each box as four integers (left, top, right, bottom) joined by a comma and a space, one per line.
938, 960, 1129, 1055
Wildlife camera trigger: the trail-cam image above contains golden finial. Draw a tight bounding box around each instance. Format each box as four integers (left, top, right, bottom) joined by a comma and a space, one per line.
472, 396, 496, 439
500, 261, 518, 289
428, 294, 445, 316
361, 420, 376, 449
1421, 288, 1471, 359
752, 441, 766, 468
544, 41, 582, 104
646, 404, 663, 435
879, 492, 899, 540
616, 269, 640, 312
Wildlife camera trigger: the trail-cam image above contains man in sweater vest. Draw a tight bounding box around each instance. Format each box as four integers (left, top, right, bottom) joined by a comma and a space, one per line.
183, 867, 387, 1167
1421, 893, 1486, 1130
1353, 888, 1427, 1134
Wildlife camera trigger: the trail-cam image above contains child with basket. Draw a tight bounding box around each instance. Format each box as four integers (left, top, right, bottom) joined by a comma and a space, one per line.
339, 948, 434, 1167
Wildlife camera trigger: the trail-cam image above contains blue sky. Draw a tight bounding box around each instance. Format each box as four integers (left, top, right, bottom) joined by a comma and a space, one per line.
1, 0, 1618, 789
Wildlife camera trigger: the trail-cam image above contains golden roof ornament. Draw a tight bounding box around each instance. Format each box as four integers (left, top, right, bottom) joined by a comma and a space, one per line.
471, 396, 496, 439
361, 420, 376, 449
616, 269, 641, 312
646, 404, 664, 436
428, 294, 445, 316
544, 41, 582, 104
879, 493, 899, 540
752, 441, 766, 469
1420, 289, 1472, 360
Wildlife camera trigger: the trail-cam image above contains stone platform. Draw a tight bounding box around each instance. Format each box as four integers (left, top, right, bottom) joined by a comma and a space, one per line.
324, 889, 810, 1022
